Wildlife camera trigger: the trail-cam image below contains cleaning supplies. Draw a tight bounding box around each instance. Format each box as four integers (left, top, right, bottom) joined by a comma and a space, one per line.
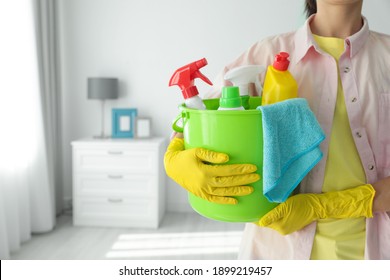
218, 86, 245, 110
224, 65, 265, 109
167, 59, 278, 222
174, 98, 278, 222
261, 52, 298, 105
169, 58, 213, 110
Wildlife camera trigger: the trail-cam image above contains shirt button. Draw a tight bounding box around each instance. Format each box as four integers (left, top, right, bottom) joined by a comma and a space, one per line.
356, 131, 362, 138
351, 97, 357, 103
368, 165, 375, 170
344, 67, 351, 73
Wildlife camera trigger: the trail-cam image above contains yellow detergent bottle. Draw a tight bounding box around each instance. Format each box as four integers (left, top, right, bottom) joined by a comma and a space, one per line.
261, 52, 298, 105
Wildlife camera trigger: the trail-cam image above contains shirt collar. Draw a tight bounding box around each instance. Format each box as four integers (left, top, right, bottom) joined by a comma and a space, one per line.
293, 15, 370, 64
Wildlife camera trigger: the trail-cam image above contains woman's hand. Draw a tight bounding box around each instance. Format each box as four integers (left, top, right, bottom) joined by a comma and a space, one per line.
372, 176, 390, 212
258, 184, 375, 235
164, 137, 260, 204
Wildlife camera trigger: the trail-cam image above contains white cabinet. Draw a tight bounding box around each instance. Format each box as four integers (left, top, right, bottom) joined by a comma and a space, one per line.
71, 137, 166, 229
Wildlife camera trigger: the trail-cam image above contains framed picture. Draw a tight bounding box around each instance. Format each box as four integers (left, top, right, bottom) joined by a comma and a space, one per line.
112, 108, 137, 138
136, 117, 151, 138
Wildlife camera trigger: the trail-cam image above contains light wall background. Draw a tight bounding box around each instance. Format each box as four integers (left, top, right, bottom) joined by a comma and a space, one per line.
57, 0, 390, 212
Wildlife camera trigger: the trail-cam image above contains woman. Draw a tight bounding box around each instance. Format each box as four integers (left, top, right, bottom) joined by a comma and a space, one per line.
164, 0, 390, 259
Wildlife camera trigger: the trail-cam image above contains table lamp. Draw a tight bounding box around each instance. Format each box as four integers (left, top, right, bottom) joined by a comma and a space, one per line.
88, 77, 119, 138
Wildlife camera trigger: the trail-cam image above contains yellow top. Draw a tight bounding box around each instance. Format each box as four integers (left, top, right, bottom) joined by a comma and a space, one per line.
310, 35, 367, 260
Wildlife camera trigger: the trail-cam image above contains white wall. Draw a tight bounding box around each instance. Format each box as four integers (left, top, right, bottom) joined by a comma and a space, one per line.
57, 0, 390, 212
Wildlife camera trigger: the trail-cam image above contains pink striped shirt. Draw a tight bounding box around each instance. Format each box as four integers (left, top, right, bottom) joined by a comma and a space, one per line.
207, 15, 390, 259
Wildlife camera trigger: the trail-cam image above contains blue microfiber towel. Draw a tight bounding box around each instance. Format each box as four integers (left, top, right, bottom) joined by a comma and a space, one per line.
257, 98, 325, 203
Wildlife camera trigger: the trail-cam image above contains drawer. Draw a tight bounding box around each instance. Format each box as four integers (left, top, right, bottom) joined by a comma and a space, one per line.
74, 148, 156, 173
73, 197, 159, 228
74, 173, 157, 198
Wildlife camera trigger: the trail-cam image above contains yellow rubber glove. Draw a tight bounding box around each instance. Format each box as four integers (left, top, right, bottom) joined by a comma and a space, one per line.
164, 137, 260, 204
258, 184, 375, 235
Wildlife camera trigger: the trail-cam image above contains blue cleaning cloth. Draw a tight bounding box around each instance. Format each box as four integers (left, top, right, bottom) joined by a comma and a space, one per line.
257, 98, 325, 203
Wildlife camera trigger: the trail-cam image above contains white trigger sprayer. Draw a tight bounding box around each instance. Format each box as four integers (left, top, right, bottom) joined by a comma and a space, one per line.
224, 65, 265, 109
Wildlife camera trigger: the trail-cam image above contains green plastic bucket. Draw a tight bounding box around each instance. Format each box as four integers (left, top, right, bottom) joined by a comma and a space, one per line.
173, 97, 278, 222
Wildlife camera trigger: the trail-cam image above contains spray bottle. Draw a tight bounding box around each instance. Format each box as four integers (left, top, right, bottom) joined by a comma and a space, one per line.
261, 52, 298, 105
224, 65, 265, 110
218, 86, 245, 110
169, 58, 213, 110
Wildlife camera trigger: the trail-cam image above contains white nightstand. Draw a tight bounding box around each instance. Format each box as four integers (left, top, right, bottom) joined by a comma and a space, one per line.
71, 137, 166, 229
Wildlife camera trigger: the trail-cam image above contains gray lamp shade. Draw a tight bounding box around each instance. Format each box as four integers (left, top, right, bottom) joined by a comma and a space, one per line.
88, 78, 119, 100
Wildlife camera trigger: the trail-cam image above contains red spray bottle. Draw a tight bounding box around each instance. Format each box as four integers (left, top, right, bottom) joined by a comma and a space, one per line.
169, 58, 213, 110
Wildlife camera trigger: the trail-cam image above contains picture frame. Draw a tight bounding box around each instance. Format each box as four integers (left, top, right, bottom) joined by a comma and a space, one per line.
136, 117, 152, 138
111, 108, 137, 138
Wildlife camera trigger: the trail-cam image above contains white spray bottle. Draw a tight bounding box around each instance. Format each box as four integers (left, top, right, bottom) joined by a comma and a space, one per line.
224, 65, 265, 109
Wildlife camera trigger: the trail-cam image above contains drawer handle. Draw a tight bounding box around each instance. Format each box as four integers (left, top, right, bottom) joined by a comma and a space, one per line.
107, 151, 123, 155
108, 198, 123, 203
108, 175, 123, 179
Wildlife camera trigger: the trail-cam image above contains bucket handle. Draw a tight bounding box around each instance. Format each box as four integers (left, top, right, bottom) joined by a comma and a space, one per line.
172, 111, 190, 133
172, 112, 187, 133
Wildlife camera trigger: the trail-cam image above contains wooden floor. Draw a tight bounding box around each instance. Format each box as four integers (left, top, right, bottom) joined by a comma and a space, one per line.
10, 212, 246, 260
